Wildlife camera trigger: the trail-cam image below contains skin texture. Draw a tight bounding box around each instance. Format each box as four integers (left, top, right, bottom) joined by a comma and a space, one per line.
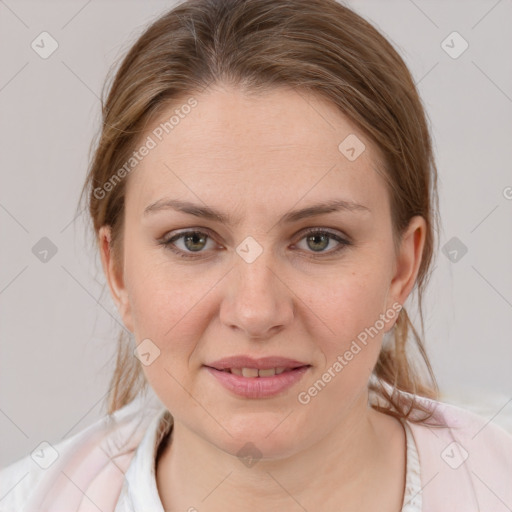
99, 84, 426, 511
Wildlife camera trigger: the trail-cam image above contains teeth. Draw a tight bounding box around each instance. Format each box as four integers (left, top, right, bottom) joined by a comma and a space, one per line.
241, 368, 259, 378
227, 367, 293, 377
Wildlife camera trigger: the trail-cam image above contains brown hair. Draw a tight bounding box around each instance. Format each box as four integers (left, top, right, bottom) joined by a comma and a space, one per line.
80, 0, 440, 422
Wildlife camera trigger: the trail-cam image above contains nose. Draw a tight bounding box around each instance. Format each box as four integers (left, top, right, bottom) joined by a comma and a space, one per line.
219, 247, 294, 340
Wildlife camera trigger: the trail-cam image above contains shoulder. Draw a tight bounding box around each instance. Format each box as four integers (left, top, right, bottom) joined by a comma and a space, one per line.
0, 392, 165, 512
408, 394, 512, 459
404, 394, 512, 511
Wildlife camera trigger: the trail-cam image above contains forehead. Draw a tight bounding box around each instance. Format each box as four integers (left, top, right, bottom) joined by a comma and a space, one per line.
125, 85, 388, 216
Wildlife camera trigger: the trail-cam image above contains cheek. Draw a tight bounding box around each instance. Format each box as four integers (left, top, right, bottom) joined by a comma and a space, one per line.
123, 232, 196, 335
124, 260, 212, 407
292, 275, 390, 417
296, 264, 392, 386
127, 265, 208, 349
309, 268, 390, 338
123, 244, 217, 379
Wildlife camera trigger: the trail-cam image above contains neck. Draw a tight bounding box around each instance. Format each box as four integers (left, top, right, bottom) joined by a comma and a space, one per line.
156, 391, 406, 512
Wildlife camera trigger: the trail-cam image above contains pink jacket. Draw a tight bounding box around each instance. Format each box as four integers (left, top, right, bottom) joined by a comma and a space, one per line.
1, 391, 512, 511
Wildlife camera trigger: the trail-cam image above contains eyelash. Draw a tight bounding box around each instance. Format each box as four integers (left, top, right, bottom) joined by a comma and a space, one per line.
159, 228, 351, 260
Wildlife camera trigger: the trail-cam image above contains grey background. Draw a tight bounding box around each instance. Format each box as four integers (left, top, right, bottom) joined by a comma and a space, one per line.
1, 0, 511, 466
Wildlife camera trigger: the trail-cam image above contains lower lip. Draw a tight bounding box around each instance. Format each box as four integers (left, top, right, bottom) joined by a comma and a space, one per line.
205, 366, 310, 399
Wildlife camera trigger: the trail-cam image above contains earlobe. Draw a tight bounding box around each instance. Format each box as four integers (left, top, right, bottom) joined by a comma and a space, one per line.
387, 216, 426, 310
98, 226, 134, 332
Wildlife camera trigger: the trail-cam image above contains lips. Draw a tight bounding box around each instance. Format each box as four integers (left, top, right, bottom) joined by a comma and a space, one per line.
204, 356, 311, 397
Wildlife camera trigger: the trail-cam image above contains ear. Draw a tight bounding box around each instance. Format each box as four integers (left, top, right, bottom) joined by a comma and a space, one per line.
386, 215, 426, 313
98, 225, 134, 333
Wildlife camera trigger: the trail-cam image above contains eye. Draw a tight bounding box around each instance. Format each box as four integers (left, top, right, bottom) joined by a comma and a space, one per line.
160, 230, 218, 259
293, 228, 351, 255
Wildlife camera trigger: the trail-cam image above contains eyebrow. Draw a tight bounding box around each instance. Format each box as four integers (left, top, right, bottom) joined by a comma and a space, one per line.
143, 198, 370, 225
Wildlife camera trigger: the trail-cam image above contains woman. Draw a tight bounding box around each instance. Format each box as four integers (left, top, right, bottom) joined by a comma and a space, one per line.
1, 0, 511, 510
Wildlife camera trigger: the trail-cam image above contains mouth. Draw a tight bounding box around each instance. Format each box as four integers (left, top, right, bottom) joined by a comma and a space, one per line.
203, 357, 312, 398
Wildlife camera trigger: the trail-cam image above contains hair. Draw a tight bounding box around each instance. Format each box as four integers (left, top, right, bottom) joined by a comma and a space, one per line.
80, 0, 440, 422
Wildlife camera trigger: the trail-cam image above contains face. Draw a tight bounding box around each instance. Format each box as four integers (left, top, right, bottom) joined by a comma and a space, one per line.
100, 84, 424, 459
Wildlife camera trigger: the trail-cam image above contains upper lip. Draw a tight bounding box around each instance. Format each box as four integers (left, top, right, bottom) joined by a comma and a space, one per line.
205, 356, 310, 370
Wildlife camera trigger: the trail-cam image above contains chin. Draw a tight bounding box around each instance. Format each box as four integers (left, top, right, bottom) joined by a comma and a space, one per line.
209, 414, 305, 462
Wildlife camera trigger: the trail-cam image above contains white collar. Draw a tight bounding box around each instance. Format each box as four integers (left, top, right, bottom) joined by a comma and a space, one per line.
114, 404, 169, 512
